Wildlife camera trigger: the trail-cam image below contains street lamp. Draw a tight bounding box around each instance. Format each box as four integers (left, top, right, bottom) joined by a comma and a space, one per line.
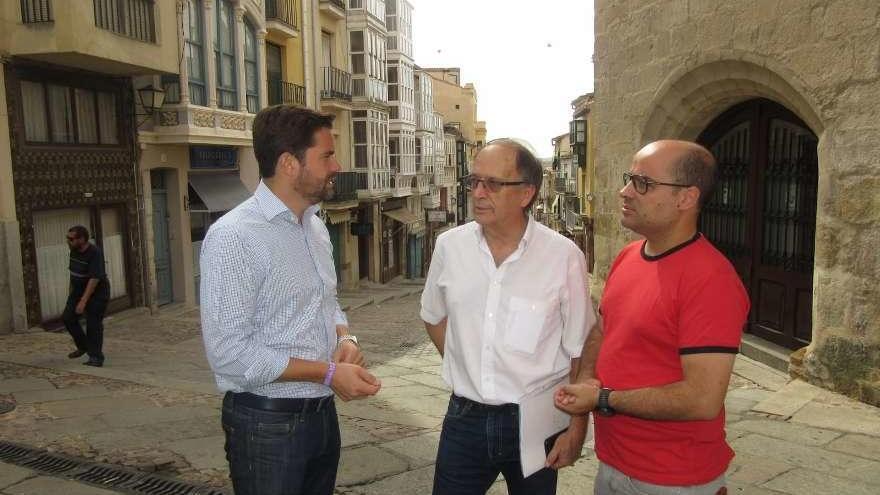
136, 84, 166, 126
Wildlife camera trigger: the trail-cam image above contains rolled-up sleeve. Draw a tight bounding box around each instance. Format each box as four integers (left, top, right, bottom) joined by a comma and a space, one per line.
420, 238, 447, 325
334, 305, 349, 327
560, 246, 595, 358
200, 226, 289, 391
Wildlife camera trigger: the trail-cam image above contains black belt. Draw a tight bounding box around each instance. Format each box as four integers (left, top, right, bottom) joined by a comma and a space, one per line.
225, 392, 334, 413
451, 394, 518, 412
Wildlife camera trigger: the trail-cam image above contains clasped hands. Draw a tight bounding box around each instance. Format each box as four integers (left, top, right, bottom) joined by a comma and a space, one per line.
554, 378, 602, 416
330, 340, 381, 401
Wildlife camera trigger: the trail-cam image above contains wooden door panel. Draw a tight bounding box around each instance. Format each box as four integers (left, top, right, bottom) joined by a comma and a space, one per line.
700, 99, 817, 349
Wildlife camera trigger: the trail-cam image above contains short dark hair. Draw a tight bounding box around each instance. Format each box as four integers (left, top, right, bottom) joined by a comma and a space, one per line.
484, 138, 543, 210
69, 225, 89, 240
673, 146, 717, 209
252, 105, 335, 178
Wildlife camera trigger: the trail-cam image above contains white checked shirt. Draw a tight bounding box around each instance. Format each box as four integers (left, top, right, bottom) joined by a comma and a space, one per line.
420, 217, 596, 405
200, 181, 347, 398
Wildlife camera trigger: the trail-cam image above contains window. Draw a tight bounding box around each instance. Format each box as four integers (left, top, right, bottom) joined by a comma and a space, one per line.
185, 0, 206, 105
21, 81, 47, 142
20, 81, 119, 145
244, 18, 259, 113
215, 0, 237, 110
74, 89, 98, 144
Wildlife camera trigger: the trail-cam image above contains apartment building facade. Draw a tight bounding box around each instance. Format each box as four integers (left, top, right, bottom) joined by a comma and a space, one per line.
0, 0, 178, 332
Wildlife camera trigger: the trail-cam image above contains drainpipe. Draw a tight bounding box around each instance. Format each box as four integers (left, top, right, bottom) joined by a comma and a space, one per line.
302, 0, 317, 108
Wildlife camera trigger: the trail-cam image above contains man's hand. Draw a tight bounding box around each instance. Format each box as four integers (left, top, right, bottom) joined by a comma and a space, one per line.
555, 378, 601, 416
545, 421, 588, 469
75, 299, 87, 315
333, 340, 364, 366
331, 363, 381, 401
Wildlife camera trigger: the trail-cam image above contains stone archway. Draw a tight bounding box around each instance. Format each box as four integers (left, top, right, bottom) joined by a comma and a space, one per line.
640, 59, 824, 144
638, 59, 830, 362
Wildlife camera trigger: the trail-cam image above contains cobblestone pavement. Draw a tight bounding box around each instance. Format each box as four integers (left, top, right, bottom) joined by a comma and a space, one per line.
1, 285, 879, 494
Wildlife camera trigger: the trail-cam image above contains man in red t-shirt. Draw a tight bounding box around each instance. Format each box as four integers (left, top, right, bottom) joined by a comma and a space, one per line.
555, 140, 749, 494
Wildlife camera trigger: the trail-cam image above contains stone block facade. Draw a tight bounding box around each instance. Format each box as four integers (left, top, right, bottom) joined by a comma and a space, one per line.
593, 0, 880, 404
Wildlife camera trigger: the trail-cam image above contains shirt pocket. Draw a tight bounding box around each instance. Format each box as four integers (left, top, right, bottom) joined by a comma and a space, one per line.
504, 296, 549, 355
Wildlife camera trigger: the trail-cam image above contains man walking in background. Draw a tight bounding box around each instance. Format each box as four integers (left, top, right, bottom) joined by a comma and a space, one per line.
63, 225, 110, 367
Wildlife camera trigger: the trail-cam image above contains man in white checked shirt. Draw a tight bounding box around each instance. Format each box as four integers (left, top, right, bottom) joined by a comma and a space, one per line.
200, 105, 381, 495
421, 139, 600, 495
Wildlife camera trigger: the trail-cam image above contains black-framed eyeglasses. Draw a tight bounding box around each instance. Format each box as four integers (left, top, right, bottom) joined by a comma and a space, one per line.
65, 236, 78, 242
462, 174, 528, 193
623, 172, 692, 195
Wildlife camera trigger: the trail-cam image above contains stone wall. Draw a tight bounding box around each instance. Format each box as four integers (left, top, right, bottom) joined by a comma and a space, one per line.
592, 0, 880, 404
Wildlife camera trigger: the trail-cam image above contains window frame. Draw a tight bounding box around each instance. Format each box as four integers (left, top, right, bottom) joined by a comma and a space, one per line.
243, 17, 259, 114
185, 0, 207, 106
20, 79, 120, 147
215, 0, 238, 110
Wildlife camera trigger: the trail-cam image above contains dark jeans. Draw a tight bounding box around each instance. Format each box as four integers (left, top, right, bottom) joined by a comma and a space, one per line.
62, 292, 108, 362
433, 395, 560, 495
221, 392, 341, 495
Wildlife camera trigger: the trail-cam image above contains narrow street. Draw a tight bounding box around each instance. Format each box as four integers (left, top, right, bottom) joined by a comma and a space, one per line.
0, 282, 879, 494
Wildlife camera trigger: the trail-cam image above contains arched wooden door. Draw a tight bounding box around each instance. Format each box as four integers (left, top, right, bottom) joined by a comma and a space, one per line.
698, 99, 818, 349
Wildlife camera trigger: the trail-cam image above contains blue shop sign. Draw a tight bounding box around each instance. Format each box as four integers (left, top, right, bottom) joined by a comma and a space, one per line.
190, 146, 237, 169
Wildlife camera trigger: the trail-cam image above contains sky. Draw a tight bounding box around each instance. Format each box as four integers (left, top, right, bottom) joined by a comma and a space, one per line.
409, 0, 595, 158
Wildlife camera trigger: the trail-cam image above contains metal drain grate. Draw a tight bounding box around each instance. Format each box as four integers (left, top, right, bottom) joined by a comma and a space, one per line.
0, 442, 39, 463
0, 441, 230, 494
74, 465, 140, 487
21, 453, 80, 474
122, 474, 226, 495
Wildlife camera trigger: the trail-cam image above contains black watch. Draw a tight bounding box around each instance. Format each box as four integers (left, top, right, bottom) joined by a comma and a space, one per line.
596, 387, 616, 416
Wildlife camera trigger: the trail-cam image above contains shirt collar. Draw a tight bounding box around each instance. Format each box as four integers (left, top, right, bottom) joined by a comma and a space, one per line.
254, 180, 321, 224
474, 214, 535, 250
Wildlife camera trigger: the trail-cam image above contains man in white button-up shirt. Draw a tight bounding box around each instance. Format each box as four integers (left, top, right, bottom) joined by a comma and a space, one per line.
421, 139, 598, 495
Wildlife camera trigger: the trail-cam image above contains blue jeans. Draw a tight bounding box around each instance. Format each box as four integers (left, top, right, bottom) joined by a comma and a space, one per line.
433, 395, 560, 495
221, 393, 340, 495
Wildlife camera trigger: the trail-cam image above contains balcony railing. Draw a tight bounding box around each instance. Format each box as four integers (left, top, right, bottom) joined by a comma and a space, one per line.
321, 67, 352, 100
21, 0, 52, 23
565, 209, 583, 231
265, 0, 298, 30
268, 79, 306, 107
328, 171, 363, 202
566, 179, 577, 195
93, 0, 156, 43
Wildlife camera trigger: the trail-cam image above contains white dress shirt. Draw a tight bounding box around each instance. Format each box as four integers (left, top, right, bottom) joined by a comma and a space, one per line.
420, 216, 596, 405
200, 181, 346, 399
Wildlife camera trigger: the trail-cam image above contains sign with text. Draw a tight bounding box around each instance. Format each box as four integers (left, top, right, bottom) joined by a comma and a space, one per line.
427, 210, 447, 223
190, 146, 237, 169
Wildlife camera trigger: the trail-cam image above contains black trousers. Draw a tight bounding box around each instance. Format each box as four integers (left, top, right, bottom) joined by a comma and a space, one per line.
62, 292, 108, 362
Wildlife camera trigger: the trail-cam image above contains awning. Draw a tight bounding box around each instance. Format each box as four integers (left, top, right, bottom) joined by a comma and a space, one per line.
383, 208, 421, 225
189, 174, 251, 213
326, 210, 351, 225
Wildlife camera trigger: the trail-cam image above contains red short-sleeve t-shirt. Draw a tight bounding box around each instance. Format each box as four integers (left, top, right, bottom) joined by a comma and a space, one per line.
594, 234, 749, 486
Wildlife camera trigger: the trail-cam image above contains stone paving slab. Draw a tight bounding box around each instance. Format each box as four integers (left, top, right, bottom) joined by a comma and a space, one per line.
731, 433, 876, 475
164, 435, 228, 471
726, 453, 794, 485
762, 467, 879, 495
101, 404, 217, 429
346, 464, 434, 495
397, 373, 450, 391
378, 431, 441, 466
732, 358, 790, 391
826, 433, 880, 461
790, 401, 880, 436
727, 419, 842, 446
13, 385, 111, 404
752, 379, 823, 417
0, 378, 55, 394
337, 445, 409, 487
2, 475, 120, 495
0, 463, 32, 491
40, 396, 158, 419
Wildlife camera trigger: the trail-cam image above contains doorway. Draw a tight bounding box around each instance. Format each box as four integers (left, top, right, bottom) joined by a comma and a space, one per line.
698, 98, 818, 349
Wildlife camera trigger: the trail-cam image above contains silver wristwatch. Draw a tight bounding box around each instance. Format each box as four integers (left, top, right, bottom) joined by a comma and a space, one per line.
337, 335, 359, 347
